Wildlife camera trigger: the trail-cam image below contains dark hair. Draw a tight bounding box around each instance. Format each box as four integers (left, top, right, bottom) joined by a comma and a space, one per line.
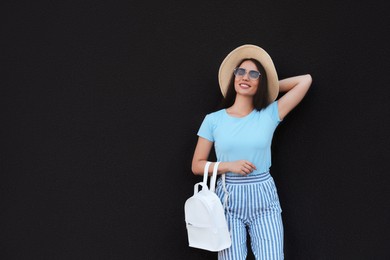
219, 58, 270, 111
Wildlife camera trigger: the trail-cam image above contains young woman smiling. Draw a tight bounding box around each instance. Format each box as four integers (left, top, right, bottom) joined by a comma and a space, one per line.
191, 44, 312, 260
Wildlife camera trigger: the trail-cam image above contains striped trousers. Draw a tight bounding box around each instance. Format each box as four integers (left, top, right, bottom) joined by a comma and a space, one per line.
216, 172, 284, 260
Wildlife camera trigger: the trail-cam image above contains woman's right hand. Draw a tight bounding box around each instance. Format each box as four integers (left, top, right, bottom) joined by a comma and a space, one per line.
224, 160, 257, 175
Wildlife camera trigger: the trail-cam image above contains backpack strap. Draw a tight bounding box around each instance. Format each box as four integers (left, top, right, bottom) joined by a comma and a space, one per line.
222, 173, 229, 210
202, 161, 220, 193
204, 162, 232, 230
203, 161, 212, 185
210, 162, 220, 193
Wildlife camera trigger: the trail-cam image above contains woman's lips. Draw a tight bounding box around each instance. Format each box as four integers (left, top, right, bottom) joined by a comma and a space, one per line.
239, 83, 250, 89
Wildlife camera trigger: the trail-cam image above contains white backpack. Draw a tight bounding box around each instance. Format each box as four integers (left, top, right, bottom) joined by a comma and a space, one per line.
184, 162, 231, 252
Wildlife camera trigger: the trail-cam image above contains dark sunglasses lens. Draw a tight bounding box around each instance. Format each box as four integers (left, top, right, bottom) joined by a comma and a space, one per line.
249, 70, 260, 79
234, 68, 246, 76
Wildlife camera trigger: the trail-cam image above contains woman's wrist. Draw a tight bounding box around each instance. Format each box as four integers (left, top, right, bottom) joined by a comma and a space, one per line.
217, 162, 230, 175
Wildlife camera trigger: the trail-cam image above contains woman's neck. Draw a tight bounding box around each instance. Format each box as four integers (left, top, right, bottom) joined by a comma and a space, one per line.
227, 95, 254, 117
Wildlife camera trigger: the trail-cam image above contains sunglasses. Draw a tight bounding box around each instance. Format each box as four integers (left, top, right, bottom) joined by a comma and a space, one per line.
233, 67, 261, 80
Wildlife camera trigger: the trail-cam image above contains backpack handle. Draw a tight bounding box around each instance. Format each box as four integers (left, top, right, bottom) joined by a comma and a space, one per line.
203, 161, 220, 193
194, 182, 206, 194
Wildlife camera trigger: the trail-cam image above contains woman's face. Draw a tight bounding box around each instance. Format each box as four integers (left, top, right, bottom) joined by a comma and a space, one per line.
234, 60, 260, 97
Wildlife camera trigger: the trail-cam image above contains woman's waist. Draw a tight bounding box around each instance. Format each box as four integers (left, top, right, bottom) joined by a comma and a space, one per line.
223, 170, 271, 184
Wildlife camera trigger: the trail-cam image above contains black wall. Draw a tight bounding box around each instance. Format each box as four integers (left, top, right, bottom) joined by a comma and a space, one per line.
3, 0, 390, 259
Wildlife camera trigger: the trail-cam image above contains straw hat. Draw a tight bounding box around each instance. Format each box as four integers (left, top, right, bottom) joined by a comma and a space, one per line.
218, 44, 279, 101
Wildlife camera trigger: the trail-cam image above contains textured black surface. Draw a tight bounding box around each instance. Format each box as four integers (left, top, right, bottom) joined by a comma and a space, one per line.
3, 0, 390, 259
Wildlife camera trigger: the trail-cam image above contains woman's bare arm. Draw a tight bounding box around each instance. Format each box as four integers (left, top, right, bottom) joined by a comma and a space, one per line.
277, 74, 312, 120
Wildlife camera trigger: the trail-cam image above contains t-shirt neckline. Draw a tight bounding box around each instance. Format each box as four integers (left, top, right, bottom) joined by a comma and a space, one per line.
224, 109, 256, 119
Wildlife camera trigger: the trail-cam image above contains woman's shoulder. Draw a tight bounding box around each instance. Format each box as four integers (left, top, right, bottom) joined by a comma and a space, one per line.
207, 108, 225, 117
202, 108, 225, 124
261, 101, 278, 113
259, 101, 281, 122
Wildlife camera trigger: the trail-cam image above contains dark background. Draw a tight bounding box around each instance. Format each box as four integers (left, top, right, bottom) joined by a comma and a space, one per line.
3, 0, 390, 259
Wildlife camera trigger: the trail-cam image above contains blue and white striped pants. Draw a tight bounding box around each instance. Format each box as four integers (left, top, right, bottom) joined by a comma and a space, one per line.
216, 172, 284, 260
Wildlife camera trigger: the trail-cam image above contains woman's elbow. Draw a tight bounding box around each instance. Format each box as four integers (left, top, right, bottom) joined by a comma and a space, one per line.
191, 164, 201, 176
304, 74, 313, 86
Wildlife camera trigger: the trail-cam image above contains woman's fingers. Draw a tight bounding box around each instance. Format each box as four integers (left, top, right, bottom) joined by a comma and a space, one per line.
241, 160, 256, 175
230, 160, 257, 175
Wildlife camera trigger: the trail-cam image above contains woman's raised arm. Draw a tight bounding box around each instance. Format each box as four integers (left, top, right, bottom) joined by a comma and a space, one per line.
277, 74, 312, 120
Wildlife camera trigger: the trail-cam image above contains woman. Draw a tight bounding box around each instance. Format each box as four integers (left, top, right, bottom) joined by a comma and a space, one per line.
191, 44, 312, 260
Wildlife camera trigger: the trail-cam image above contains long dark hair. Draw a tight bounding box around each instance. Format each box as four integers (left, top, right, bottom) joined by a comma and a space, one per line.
219, 58, 270, 111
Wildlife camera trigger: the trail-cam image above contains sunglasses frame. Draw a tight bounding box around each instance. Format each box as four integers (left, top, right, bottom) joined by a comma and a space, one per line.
233, 67, 261, 80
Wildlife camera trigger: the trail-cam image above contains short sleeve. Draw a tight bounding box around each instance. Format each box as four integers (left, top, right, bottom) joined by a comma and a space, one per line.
197, 114, 214, 142
265, 101, 282, 124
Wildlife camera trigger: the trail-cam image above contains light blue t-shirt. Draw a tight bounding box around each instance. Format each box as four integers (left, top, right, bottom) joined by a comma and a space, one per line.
197, 101, 282, 176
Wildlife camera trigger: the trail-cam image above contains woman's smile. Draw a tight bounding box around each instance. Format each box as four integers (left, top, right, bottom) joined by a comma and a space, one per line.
238, 83, 251, 89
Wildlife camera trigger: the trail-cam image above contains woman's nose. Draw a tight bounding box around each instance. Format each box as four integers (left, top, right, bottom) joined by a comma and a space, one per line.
242, 72, 250, 80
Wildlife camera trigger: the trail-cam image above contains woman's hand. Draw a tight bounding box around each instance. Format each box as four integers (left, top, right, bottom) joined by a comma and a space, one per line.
223, 160, 257, 175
